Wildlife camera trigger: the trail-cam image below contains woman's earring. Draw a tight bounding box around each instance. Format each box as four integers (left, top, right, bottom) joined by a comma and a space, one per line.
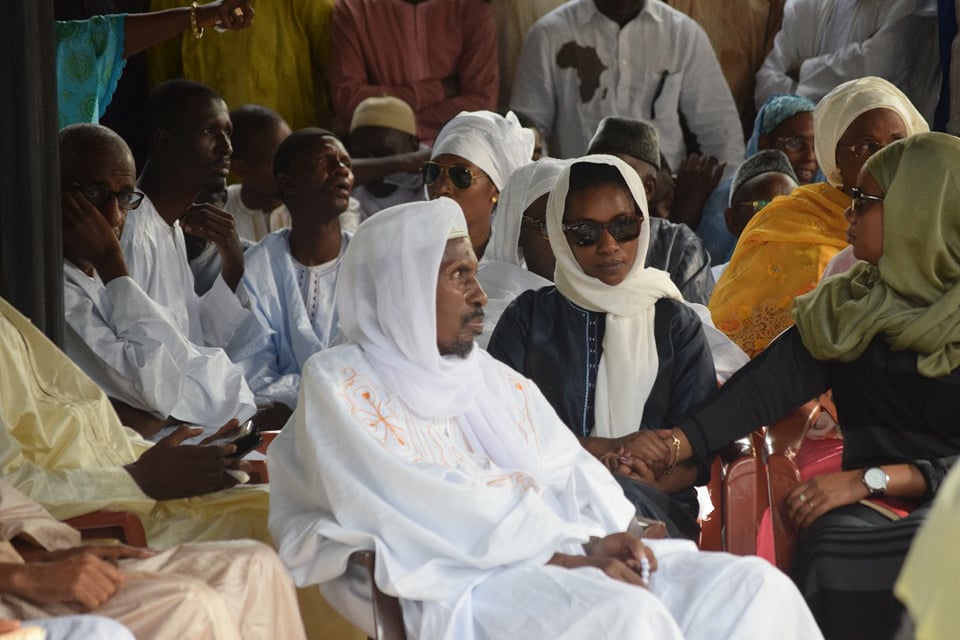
491, 196, 498, 204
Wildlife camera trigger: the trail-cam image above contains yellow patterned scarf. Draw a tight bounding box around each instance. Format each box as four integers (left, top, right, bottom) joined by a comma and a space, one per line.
708, 183, 850, 357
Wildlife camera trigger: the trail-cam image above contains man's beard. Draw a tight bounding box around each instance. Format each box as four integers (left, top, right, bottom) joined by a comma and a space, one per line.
449, 309, 483, 359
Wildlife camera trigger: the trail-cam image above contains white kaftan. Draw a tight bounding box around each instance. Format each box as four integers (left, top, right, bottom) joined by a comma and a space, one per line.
269, 344, 823, 640
63, 262, 256, 428
228, 229, 350, 408
119, 195, 249, 349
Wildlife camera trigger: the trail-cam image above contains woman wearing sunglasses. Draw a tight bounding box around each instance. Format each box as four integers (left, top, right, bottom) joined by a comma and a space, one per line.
489, 155, 716, 540
709, 77, 929, 358
424, 110, 534, 260
423, 110, 535, 347
666, 132, 960, 639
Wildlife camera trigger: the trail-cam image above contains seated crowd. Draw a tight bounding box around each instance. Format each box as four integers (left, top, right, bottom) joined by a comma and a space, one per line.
3, 0, 956, 638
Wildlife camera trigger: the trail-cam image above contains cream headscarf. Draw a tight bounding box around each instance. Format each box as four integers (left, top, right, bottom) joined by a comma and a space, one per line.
430, 110, 534, 190
547, 155, 682, 438
489, 157, 570, 265
336, 198, 542, 471
814, 76, 929, 187
794, 132, 960, 377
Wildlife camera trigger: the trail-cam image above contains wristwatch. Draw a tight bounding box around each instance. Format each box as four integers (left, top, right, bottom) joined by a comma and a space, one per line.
862, 467, 889, 497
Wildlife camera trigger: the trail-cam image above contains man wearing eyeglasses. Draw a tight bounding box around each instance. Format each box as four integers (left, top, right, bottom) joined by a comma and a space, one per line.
60, 122, 257, 441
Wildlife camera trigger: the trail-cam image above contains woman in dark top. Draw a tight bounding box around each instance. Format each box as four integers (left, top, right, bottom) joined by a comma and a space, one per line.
489, 156, 717, 539
662, 132, 960, 639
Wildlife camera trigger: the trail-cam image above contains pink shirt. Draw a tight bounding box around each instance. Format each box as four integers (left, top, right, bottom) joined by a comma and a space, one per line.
329, 0, 499, 144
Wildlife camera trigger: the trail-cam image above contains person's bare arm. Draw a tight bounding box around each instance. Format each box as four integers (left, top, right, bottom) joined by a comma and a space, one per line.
123, 0, 254, 59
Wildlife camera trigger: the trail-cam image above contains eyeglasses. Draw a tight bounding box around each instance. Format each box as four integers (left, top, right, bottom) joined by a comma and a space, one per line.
849, 187, 885, 214
734, 200, 770, 215
421, 161, 486, 190
70, 182, 145, 211
773, 136, 814, 154
562, 214, 643, 247
522, 215, 548, 238
841, 140, 890, 160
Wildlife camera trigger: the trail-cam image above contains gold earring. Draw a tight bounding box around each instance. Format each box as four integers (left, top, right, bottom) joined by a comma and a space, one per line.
491, 196, 498, 204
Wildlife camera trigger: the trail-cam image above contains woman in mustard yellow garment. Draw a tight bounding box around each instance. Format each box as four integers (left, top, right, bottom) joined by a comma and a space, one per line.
708, 77, 928, 357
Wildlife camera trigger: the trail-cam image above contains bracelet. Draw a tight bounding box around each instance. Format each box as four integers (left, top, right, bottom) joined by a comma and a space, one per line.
663, 434, 681, 475
190, 2, 204, 39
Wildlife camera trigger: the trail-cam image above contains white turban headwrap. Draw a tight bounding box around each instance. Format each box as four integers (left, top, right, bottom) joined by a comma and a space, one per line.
814, 76, 929, 187
431, 110, 534, 191
336, 197, 541, 472
489, 157, 570, 265
547, 155, 682, 438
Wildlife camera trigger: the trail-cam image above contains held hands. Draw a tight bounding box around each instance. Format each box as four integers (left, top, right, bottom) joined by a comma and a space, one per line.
180, 204, 244, 290
786, 470, 868, 529
125, 423, 250, 500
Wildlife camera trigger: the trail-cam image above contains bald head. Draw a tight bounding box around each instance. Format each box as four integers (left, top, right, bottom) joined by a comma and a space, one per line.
59, 123, 133, 180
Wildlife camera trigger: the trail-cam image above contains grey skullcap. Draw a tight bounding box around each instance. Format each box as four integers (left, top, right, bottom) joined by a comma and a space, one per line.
729, 149, 799, 205
586, 116, 660, 170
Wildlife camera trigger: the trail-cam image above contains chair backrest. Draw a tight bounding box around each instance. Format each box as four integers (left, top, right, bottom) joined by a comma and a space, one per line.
64, 510, 148, 548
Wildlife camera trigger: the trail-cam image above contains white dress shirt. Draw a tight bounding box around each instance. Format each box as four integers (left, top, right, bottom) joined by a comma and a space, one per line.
755, 0, 939, 121
119, 194, 250, 349
510, 0, 744, 170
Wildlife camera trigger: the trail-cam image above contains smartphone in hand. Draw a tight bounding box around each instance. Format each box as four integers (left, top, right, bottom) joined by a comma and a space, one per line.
210, 419, 262, 458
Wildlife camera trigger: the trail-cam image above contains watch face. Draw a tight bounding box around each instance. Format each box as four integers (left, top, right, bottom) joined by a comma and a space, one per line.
865, 467, 888, 492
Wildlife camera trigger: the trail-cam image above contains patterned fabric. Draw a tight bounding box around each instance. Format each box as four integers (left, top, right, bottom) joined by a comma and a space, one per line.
708, 182, 849, 357
55, 16, 126, 128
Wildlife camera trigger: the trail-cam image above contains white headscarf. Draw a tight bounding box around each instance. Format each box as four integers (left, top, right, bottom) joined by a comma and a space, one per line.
547, 155, 682, 439
814, 76, 929, 187
489, 158, 570, 265
431, 111, 534, 190
335, 198, 542, 472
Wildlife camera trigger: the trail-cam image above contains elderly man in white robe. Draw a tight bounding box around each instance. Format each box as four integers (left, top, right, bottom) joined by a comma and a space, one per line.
60, 123, 256, 438
227, 128, 354, 411
267, 198, 824, 640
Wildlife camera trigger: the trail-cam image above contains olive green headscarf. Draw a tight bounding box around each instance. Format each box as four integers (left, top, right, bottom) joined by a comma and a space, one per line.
792, 132, 960, 377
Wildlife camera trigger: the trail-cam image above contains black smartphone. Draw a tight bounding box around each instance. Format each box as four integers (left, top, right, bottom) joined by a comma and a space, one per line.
210, 419, 263, 458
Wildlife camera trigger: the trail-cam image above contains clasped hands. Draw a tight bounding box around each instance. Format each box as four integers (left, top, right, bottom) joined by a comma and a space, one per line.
549, 532, 657, 588
596, 430, 679, 483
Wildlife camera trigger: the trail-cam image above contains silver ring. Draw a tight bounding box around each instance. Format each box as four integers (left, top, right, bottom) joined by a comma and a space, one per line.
798, 493, 808, 503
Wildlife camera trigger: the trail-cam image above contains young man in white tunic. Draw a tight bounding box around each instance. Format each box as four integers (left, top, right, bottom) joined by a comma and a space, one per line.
228, 128, 354, 411
120, 79, 250, 350
60, 123, 256, 438
267, 198, 824, 640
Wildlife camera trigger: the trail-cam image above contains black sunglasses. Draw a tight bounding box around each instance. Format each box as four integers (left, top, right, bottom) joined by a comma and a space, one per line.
421, 161, 485, 190
562, 214, 643, 247
70, 182, 145, 211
